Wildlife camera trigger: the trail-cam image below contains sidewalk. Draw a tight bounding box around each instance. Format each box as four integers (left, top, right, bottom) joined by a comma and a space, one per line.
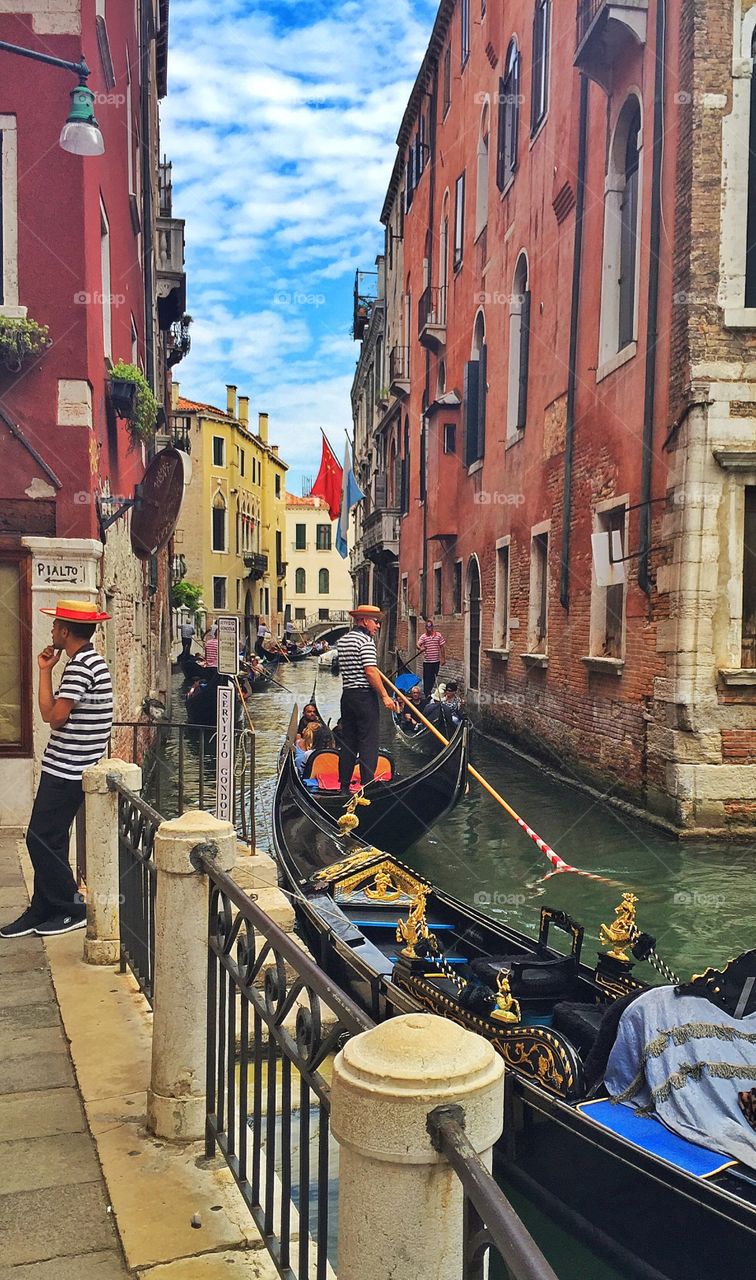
0, 833, 129, 1278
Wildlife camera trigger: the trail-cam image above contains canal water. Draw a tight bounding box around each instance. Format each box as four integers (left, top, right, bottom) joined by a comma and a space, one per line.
167, 658, 756, 1279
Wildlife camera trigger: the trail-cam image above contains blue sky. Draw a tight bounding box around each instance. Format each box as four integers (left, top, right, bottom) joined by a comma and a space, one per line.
162, 0, 438, 494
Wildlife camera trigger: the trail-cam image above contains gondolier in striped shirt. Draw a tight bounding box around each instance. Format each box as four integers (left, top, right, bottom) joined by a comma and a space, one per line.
417, 617, 446, 696
336, 604, 396, 792
0, 599, 113, 939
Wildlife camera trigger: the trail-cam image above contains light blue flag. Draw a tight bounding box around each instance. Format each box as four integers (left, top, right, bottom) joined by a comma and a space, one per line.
336, 441, 364, 558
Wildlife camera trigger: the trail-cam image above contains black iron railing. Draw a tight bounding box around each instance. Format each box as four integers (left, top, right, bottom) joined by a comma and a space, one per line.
427, 1106, 559, 1280
113, 782, 160, 1005
389, 344, 410, 384
196, 849, 373, 1280
418, 284, 447, 334
576, 0, 603, 47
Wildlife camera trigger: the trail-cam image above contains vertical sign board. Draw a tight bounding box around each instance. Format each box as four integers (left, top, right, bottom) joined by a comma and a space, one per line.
216, 615, 240, 676
216, 684, 235, 823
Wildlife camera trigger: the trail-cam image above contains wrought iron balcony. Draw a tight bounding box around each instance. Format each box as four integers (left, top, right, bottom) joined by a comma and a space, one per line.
243, 552, 268, 579
353, 269, 379, 341
156, 215, 187, 329
389, 345, 410, 396
418, 285, 447, 351
575, 0, 648, 90
362, 507, 400, 561
276, 560, 287, 578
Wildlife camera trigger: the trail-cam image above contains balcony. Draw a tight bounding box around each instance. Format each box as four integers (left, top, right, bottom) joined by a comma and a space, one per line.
389, 345, 410, 397
276, 560, 287, 578
418, 285, 447, 352
353, 269, 379, 341
156, 216, 187, 330
243, 552, 268, 580
362, 507, 400, 562
575, 0, 647, 91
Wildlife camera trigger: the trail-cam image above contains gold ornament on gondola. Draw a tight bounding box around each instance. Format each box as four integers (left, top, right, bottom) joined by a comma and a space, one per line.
491, 970, 521, 1023
336, 790, 371, 837
599, 892, 639, 962
364, 869, 401, 902
397, 890, 431, 958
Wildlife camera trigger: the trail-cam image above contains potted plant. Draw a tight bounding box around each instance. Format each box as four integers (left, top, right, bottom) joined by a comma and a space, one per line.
108, 360, 159, 445
0, 316, 51, 374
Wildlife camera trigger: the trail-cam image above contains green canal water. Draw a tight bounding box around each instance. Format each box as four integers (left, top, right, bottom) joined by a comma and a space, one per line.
168, 659, 756, 1279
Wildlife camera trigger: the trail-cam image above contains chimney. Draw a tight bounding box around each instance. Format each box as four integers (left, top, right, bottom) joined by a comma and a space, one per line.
226, 384, 237, 417
238, 396, 249, 427
171, 381, 180, 410
258, 411, 269, 444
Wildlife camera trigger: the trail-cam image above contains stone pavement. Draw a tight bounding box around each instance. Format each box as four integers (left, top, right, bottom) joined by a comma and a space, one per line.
0, 833, 129, 1278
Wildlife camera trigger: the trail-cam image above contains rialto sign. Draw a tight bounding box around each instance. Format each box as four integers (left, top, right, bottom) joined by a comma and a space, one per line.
35, 560, 86, 585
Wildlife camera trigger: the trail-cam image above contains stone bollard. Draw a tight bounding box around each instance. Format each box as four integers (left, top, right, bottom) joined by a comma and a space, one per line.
146, 809, 236, 1142
82, 758, 142, 965
331, 1013, 504, 1280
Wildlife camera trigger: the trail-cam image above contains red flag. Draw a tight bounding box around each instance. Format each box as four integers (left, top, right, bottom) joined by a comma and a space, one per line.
309, 432, 342, 520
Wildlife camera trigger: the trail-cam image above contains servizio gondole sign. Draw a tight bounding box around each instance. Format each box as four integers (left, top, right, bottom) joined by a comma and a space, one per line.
215, 617, 240, 823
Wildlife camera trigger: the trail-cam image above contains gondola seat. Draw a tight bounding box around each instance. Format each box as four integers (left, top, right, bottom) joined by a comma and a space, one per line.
469, 953, 578, 1002
551, 1001, 607, 1058
303, 750, 394, 789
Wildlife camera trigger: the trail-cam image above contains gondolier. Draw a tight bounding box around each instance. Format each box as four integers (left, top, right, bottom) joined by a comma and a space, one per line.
418, 618, 446, 695
336, 604, 396, 791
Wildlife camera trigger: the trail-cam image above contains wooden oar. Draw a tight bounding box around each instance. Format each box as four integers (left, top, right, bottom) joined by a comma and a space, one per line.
380, 671, 622, 888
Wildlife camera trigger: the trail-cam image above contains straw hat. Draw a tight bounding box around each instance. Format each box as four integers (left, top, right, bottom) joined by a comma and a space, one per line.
348, 603, 383, 619
40, 598, 111, 623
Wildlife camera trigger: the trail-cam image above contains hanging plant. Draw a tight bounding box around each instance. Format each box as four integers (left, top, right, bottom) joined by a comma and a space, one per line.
108, 360, 159, 445
0, 316, 51, 373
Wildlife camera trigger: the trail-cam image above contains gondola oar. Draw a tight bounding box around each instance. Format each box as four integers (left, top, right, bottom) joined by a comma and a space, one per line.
380, 670, 622, 889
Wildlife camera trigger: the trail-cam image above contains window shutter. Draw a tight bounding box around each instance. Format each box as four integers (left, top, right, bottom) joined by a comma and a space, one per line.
375, 471, 387, 508
496, 78, 506, 191
464, 360, 480, 466
517, 290, 531, 429
394, 455, 403, 509
476, 344, 487, 460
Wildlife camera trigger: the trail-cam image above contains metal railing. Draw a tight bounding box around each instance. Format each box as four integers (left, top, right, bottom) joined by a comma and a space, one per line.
113, 782, 160, 1005
418, 284, 447, 334
427, 1107, 559, 1280
576, 0, 604, 46
197, 848, 373, 1280
389, 344, 410, 384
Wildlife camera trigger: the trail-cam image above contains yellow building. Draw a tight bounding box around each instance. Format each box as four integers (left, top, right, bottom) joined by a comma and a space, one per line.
171, 383, 288, 645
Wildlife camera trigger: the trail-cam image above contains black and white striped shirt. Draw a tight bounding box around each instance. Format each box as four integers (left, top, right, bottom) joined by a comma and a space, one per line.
41, 644, 114, 782
337, 627, 377, 690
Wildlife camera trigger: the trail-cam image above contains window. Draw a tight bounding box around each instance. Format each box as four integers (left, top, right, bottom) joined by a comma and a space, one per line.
742, 487, 756, 666
295, 568, 306, 594
211, 493, 226, 552
507, 254, 530, 436
236, 580, 241, 611
531, 0, 550, 135
475, 105, 490, 238
442, 46, 452, 117
319, 607, 329, 621
528, 531, 549, 653
419, 407, 427, 502
401, 417, 410, 515
126, 63, 135, 198
454, 173, 465, 269
401, 574, 409, 618
239, 449, 245, 477
295, 607, 306, 620
131, 314, 138, 365
100, 199, 112, 358
494, 542, 510, 649
599, 97, 642, 369
590, 505, 627, 659
464, 314, 486, 466
433, 565, 442, 615
453, 561, 462, 614
295, 523, 306, 550
277, 587, 283, 613
496, 40, 520, 191
275, 474, 281, 497
443, 422, 457, 454
212, 436, 225, 467
319, 568, 330, 595
316, 524, 332, 551
0, 553, 31, 753
0, 118, 20, 311
461, 0, 470, 66
213, 577, 227, 610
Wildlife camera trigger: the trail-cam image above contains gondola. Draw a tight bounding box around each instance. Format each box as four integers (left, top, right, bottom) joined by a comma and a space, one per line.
177, 651, 209, 682
185, 671, 221, 725
273, 751, 756, 1280
294, 719, 469, 856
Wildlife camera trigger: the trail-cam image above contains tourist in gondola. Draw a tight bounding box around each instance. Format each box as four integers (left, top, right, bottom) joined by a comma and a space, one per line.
417, 617, 446, 695
336, 604, 396, 791
400, 683, 430, 734
439, 680, 464, 728
297, 703, 321, 736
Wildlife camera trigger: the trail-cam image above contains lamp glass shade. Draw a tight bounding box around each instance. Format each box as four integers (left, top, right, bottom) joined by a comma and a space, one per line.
59, 84, 104, 156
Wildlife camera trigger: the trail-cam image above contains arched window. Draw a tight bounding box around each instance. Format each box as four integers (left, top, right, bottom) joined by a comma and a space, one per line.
496, 40, 520, 191
318, 568, 329, 595
531, 0, 551, 135
466, 557, 482, 691
464, 313, 487, 465
295, 568, 306, 594
599, 97, 642, 368
420, 393, 428, 503
475, 103, 490, 238
439, 192, 450, 291
211, 491, 226, 552
401, 416, 410, 514
507, 253, 530, 437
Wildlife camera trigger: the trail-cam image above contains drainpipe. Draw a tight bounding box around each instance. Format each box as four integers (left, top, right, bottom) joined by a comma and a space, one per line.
140, 0, 155, 393
560, 74, 589, 609
422, 75, 438, 621
638, 0, 666, 595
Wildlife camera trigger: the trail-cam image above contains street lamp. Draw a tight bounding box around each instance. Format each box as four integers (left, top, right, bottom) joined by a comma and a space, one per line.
0, 39, 104, 156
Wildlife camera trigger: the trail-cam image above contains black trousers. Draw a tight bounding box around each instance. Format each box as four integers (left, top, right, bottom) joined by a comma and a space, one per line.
422, 661, 440, 695
26, 772, 85, 920
181, 636, 193, 657
339, 688, 380, 791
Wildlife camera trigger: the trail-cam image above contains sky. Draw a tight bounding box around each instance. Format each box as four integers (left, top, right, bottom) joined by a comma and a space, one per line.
162, 0, 438, 495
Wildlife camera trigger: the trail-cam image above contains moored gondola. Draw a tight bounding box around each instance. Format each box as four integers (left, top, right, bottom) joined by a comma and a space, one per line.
273, 750, 756, 1280
293, 719, 469, 856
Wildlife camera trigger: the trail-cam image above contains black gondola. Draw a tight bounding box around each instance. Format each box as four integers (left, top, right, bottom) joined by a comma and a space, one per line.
273, 750, 756, 1280
294, 720, 469, 856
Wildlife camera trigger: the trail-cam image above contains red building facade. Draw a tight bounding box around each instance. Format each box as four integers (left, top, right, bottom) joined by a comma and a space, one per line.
0, 1, 186, 824
353, 0, 756, 832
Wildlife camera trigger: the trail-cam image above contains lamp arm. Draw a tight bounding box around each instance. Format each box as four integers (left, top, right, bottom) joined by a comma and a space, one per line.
0, 39, 90, 81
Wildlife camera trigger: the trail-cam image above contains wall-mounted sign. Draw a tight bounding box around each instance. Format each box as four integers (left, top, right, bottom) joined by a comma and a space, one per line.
216, 616, 240, 676
131, 447, 187, 560
215, 684, 235, 823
